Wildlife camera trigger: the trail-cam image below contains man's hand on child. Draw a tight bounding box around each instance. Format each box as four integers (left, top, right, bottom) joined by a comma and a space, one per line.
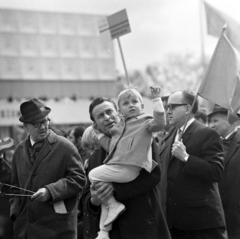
90, 182, 114, 206
150, 86, 161, 99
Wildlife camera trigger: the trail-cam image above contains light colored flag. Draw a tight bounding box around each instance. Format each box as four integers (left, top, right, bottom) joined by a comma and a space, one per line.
204, 1, 240, 52
198, 27, 240, 114
0, 138, 14, 155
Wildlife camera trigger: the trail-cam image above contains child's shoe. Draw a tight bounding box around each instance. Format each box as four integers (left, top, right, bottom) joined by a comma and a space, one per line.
96, 230, 110, 239
104, 202, 126, 227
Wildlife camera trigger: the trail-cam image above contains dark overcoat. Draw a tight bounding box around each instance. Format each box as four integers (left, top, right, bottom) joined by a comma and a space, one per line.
81, 141, 171, 239
10, 130, 86, 239
159, 120, 226, 230
219, 128, 240, 239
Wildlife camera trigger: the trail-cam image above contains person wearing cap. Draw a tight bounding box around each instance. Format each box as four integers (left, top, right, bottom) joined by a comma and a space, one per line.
208, 104, 240, 239
9, 98, 86, 239
159, 90, 227, 239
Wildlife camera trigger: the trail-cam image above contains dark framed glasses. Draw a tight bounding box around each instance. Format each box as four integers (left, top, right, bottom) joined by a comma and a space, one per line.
28, 118, 50, 129
165, 104, 188, 111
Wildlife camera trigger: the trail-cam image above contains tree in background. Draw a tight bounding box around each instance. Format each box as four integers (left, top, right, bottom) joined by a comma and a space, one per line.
117, 53, 206, 98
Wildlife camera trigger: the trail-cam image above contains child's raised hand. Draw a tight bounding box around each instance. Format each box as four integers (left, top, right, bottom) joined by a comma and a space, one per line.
150, 86, 161, 99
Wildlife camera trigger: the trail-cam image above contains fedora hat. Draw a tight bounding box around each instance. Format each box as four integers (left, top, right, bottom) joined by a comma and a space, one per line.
207, 104, 228, 118
19, 98, 51, 123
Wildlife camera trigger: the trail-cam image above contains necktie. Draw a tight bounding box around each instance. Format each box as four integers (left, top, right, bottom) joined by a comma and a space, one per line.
221, 131, 237, 153
177, 129, 182, 141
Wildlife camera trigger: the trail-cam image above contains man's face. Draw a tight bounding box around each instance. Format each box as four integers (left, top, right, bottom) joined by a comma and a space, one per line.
92, 101, 120, 137
167, 92, 189, 129
67, 130, 76, 144
25, 117, 50, 142
209, 113, 229, 137
118, 93, 143, 118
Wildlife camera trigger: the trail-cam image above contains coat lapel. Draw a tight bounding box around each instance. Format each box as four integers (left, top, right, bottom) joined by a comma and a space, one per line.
21, 138, 33, 170
160, 128, 177, 168
224, 129, 240, 167
182, 120, 198, 145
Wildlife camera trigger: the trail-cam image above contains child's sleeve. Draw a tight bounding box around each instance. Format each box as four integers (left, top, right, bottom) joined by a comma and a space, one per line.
145, 97, 166, 133
97, 133, 111, 152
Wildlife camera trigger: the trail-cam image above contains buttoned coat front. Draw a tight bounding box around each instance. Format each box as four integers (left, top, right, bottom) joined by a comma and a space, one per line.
219, 128, 240, 239
104, 111, 165, 172
159, 120, 226, 230
10, 130, 86, 239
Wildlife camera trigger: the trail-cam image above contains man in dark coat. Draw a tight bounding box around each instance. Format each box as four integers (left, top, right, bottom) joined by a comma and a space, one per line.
10, 98, 86, 239
208, 105, 240, 239
159, 90, 227, 239
80, 97, 171, 239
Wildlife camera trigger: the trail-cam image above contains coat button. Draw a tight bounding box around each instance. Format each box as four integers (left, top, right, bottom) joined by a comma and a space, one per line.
30, 219, 35, 223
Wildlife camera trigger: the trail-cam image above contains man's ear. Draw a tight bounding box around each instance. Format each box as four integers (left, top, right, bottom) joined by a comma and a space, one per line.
185, 105, 191, 114
141, 103, 144, 110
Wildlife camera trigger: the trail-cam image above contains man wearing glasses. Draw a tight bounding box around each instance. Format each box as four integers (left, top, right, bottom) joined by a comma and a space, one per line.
9, 98, 86, 239
159, 90, 227, 239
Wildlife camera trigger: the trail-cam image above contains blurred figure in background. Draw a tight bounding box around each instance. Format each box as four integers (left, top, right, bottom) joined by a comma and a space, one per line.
67, 126, 91, 164
0, 138, 14, 239
77, 126, 100, 239
194, 110, 207, 125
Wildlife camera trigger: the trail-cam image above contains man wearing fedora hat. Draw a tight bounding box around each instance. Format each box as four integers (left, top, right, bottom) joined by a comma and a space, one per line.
9, 98, 86, 239
208, 104, 240, 239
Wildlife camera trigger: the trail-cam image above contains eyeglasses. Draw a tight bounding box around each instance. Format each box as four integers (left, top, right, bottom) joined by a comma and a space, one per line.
165, 104, 188, 112
28, 118, 50, 129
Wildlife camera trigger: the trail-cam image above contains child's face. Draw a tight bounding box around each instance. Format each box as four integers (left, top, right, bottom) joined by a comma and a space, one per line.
118, 93, 143, 117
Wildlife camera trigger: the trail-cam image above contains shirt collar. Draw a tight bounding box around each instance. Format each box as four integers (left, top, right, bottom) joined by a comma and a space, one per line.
180, 118, 195, 133
225, 126, 239, 139
30, 137, 36, 146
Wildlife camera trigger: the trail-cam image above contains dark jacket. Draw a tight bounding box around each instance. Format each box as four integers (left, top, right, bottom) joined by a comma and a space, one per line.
219, 128, 240, 239
10, 130, 86, 239
81, 141, 171, 239
0, 156, 14, 238
159, 120, 226, 230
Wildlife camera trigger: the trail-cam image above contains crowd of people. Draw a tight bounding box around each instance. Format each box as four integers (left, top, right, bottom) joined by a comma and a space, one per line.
0, 86, 240, 239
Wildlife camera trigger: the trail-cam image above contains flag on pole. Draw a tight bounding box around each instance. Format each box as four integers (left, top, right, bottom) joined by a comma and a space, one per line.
0, 138, 14, 155
204, 1, 240, 52
197, 26, 240, 114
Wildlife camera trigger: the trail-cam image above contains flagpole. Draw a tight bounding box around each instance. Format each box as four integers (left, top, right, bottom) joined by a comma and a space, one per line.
117, 37, 130, 85
199, 0, 205, 66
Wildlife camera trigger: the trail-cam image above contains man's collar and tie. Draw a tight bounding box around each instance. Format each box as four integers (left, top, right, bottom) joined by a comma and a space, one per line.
175, 118, 195, 142
221, 129, 237, 152
27, 136, 45, 165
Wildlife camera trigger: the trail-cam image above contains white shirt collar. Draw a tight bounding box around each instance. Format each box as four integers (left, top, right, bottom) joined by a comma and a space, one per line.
225, 126, 239, 139
30, 137, 36, 146
180, 118, 195, 133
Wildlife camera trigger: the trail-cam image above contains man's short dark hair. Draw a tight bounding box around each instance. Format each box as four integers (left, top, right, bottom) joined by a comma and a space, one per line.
89, 97, 117, 122
182, 90, 199, 114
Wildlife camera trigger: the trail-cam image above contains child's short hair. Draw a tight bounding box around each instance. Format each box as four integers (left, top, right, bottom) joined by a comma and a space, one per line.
117, 86, 143, 107
81, 126, 100, 151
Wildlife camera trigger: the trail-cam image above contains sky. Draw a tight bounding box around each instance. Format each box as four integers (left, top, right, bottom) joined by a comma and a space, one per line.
1, 0, 240, 74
